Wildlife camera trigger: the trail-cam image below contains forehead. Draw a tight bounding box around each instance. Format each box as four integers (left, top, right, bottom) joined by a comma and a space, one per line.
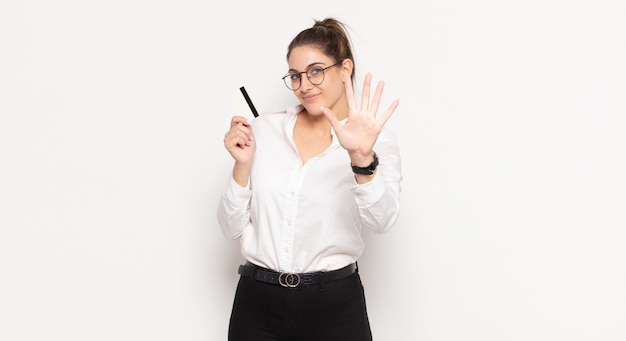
288, 45, 333, 70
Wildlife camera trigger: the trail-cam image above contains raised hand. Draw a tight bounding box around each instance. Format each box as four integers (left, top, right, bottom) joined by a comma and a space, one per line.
223, 115, 255, 165
321, 72, 399, 162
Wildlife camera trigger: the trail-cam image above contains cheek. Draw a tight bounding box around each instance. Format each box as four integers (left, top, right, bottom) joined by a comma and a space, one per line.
328, 81, 346, 101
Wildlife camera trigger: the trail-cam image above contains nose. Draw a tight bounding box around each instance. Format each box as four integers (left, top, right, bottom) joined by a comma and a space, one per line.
300, 74, 315, 91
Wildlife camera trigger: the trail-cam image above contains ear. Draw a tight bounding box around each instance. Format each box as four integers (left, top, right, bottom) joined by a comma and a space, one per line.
340, 58, 354, 80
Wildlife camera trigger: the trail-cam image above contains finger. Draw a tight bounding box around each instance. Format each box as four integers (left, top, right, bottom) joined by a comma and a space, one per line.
369, 79, 385, 115
361, 72, 372, 111
321, 106, 342, 132
230, 115, 251, 128
377, 98, 400, 127
234, 122, 253, 139
225, 135, 245, 150
343, 73, 357, 113
226, 126, 252, 147
233, 133, 252, 148
245, 128, 255, 146
235, 127, 253, 146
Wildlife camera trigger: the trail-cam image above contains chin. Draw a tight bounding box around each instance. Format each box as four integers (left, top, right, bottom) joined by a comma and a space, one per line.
302, 104, 324, 116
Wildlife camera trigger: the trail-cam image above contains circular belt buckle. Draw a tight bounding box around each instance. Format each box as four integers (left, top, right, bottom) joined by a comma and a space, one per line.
278, 272, 301, 288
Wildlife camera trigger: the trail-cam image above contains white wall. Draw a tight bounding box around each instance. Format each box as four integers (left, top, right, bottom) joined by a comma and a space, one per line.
1, 0, 625, 340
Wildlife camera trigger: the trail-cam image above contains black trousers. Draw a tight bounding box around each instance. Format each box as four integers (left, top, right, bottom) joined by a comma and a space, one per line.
228, 269, 373, 341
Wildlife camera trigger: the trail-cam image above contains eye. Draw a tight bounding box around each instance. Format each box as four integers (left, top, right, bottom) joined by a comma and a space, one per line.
289, 73, 302, 81
309, 67, 324, 76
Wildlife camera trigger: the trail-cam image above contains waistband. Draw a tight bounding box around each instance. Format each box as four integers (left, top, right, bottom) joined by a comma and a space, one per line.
237, 261, 357, 288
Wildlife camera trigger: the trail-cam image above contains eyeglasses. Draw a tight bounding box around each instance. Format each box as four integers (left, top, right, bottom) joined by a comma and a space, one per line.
282, 62, 340, 91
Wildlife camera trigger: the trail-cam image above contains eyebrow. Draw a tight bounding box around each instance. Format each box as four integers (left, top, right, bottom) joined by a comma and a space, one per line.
287, 62, 326, 73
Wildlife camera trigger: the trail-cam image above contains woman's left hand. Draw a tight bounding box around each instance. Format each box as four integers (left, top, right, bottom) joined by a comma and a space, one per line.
321, 72, 399, 163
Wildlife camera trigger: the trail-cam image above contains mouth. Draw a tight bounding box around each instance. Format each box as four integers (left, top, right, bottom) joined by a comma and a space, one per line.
302, 93, 320, 102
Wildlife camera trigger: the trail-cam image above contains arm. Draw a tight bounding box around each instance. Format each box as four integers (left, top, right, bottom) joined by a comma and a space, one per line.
218, 116, 256, 239
351, 131, 402, 234
217, 176, 253, 240
322, 72, 399, 185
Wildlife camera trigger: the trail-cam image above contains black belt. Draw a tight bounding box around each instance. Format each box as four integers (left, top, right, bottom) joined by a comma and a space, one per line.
238, 261, 357, 288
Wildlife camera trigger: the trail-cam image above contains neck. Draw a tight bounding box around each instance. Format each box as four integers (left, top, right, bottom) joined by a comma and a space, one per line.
299, 111, 332, 135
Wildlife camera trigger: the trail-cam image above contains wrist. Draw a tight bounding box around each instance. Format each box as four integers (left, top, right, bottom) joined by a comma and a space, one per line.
348, 151, 374, 167
232, 162, 252, 187
351, 151, 378, 175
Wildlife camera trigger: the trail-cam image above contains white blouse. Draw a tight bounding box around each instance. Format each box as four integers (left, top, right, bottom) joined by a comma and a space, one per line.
217, 105, 402, 273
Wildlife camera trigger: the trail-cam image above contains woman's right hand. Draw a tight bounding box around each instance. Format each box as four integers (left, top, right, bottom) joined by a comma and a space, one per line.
223, 116, 256, 165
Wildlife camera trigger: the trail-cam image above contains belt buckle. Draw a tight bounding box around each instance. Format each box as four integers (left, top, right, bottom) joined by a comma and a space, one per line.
278, 272, 301, 288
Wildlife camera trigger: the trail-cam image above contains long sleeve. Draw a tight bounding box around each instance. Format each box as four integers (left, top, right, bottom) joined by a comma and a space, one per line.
215, 106, 402, 272
217, 176, 253, 240
350, 129, 402, 234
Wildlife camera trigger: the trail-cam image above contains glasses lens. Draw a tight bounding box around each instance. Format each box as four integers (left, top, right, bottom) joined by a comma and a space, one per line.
283, 73, 301, 90
307, 66, 326, 85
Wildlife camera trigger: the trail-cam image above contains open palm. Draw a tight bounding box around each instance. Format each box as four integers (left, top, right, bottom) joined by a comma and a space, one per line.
322, 72, 399, 158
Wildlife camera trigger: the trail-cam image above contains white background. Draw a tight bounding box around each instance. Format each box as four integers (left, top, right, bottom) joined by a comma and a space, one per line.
1, 0, 625, 340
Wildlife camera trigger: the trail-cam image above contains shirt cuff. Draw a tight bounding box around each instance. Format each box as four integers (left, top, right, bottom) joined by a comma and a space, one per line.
350, 173, 385, 206
224, 176, 253, 207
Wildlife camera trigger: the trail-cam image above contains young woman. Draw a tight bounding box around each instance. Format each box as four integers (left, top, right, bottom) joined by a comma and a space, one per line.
218, 17, 402, 340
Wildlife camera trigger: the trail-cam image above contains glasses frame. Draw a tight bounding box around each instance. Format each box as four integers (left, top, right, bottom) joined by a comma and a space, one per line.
282, 62, 340, 91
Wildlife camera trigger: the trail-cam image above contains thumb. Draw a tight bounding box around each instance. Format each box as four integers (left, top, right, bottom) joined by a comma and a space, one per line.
321, 106, 342, 131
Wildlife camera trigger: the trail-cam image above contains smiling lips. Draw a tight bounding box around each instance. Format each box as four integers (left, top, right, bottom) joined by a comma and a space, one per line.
302, 93, 320, 102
